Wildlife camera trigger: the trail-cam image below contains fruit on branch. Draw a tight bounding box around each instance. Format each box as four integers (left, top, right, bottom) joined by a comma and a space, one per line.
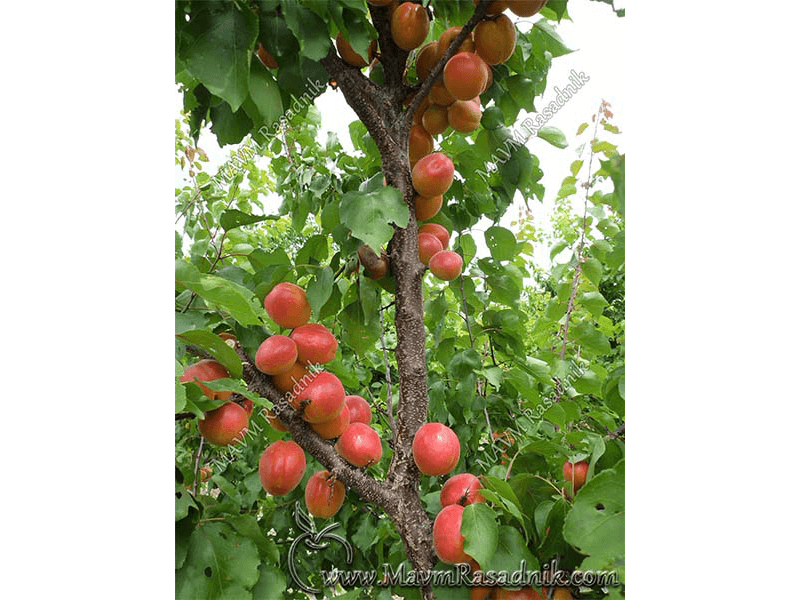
414, 194, 443, 222
264, 282, 311, 329
344, 395, 373, 425
290, 323, 338, 365
422, 104, 449, 136
429, 251, 463, 281
305, 471, 346, 518
412, 153, 454, 198
419, 223, 450, 248
390, 2, 430, 51
256, 44, 278, 69
412, 422, 460, 475
481, 61, 494, 92
199, 466, 212, 482
418, 232, 444, 266
199, 402, 249, 446
432, 504, 473, 564
474, 0, 509, 15
272, 361, 312, 394
413, 95, 432, 125
440, 473, 485, 507
180, 359, 233, 401
430, 80, 456, 106
255, 335, 298, 375
240, 399, 254, 416
265, 409, 289, 432
259, 440, 306, 496
358, 245, 389, 281
335, 423, 383, 467
508, 0, 547, 17
409, 124, 434, 166
335, 33, 376, 68
474, 14, 517, 65
448, 98, 482, 133
293, 372, 346, 424
444, 52, 489, 101
415, 42, 438, 82
311, 406, 350, 439
562, 460, 589, 493
437, 27, 476, 60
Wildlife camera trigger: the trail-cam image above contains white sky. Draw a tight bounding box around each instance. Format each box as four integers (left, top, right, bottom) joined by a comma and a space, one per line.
180, 0, 626, 270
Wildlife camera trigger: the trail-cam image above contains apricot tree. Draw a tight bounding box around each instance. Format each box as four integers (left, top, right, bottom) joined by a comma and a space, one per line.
175, 2, 625, 599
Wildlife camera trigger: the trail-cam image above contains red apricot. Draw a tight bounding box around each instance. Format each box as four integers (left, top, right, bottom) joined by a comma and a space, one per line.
180, 359, 232, 401
443, 52, 488, 101
432, 504, 472, 564
390, 2, 430, 51
199, 402, 249, 446
474, 14, 517, 65
344, 395, 373, 425
412, 153, 454, 198
409, 124, 434, 166
422, 104, 450, 136
563, 460, 589, 494
474, 0, 508, 15
430, 80, 456, 106
440, 473, 485, 507
418, 232, 444, 266
448, 98, 482, 133
290, 323, 338, 365
335, 423, 383, 467
272, 361, 312, 395
255, 335, 298, 375
311, 406, 350, 439
264, 282, 311, 329
305, 471, 346, 518
429, 251, 463, 281
412, 422, 460, 476
335, 33, 376, 68
419, 223, 450, 248
293, 372, 346, 424
415, 42, 438, 82
414, 194, 443, 221
258, 440, 306, 496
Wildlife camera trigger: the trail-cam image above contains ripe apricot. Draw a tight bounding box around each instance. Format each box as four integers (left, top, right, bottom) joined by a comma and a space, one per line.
294, 372, 346, 423
409, 124, 434, 165
199, 402, 249, 446
436, 27, 475, 61
345, 395, 372, 425
290, 323, 338, 365
413, 95, 432, 125
414, 194, 443, 221
443, 52, 488, 100
429, 250, 463, 281
481, 61, 494, 92
272, 361, 312, 394
474, 14, 516, 65
415, 42, 438, 82
305, 471, 346, 518
259, 440, 306, 496
421, 104, 449, 136
418, 232, 444, 265
265, 409, 289, 432
412, 153, 454, 198
391, 2, 430, 51
311, 406, 350, 439
430, 80, 456, 106
180, 359, 232, 402
264, 282, 311, 329
336, 33, 376, 68
255, 335, 298, 375
508, 0, 546, 17
448, 98, 482, 133
419, 223, 450, 248
473, 0, 508, 15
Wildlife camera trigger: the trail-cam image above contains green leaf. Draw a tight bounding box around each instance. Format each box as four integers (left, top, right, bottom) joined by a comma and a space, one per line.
549, 240, 568, 260
175, 522, 260, 600
180, 1, 258, 112
563, 461, 625, 568
175, 329, 243, 379
176, 260, 264, 327
448, 349, 482, 379
484, 226, 516, 262
537, 126, 568, 148
339, 187, 409, 253
251, 563, 286, 600
572, 321, 612, 355
578, 291, 609, 318
220, 209, 274, 231
247, 59, 283, 126
306, 266, 334, 317
482, 525, 538, 574
209, 100, 253, 146
582, 257, 604, 287
460, 503, 498, 569
282, 1, 331, 60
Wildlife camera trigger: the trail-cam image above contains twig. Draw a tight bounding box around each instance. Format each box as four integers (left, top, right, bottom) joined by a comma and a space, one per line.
191, 436, 205, 496
458, 275, 475, 348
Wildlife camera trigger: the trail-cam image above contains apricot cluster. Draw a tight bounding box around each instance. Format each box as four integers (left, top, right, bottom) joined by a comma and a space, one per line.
255, 282, 384, 519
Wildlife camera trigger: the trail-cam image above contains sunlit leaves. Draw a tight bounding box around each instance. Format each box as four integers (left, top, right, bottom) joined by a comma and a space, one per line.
339, 187, 409, 253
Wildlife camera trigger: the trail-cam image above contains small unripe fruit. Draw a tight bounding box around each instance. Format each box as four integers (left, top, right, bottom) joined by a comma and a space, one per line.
335, 33, 376, 68
199, 402, 249, 447
448, 99, 482, 133
264, 282, 311, 329
429, 251, 463, 281
422, 104, 450, 136
259, 440, 306, 496
562, 460, 589, 493
311, 406, 350, 439
255, 335, 298, 375
412, 422, 460, 476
